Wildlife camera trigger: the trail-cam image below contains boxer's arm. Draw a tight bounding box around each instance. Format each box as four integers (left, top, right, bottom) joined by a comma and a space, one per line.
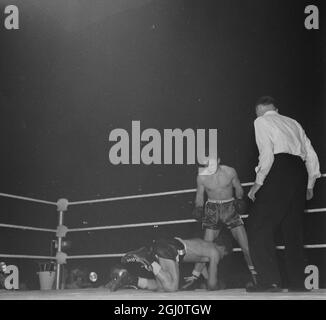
195, 176, 205, 207
232, 170, 244, 199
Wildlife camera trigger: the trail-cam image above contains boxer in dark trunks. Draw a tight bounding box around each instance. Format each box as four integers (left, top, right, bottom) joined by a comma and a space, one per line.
185, 156, 257, 289
105, 236, 231, 292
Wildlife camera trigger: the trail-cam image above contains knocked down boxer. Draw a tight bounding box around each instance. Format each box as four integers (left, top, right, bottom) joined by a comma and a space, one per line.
105, 236, 232, 292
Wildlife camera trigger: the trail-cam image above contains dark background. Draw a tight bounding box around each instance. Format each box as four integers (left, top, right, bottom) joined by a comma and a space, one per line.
0, 0, 325, 289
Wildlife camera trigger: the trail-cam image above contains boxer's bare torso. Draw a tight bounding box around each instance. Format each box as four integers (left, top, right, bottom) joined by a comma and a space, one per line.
197, 165, 238, 201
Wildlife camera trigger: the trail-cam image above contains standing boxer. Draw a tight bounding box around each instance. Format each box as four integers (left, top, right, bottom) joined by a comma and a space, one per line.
184, 156, 257, 289
247, 96, 321, 292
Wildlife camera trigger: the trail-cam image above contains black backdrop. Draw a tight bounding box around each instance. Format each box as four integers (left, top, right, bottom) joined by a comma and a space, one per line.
0, 0, 325, 289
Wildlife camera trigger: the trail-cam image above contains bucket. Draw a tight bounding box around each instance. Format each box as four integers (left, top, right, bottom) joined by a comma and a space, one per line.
38, 271, 56, 290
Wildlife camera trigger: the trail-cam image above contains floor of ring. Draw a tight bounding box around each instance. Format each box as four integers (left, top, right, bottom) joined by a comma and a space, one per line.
0, 288, 325, 300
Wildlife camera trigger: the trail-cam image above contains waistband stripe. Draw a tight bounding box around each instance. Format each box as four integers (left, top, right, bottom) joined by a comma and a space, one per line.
207, 198, 234, 204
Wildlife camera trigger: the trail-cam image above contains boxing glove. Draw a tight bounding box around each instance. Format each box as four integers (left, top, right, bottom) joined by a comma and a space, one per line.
234, 198, 247, 215
192, 206, 204, 221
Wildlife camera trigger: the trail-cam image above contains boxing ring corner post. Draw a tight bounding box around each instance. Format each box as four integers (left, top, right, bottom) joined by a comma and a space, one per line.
55, 198, 69, 290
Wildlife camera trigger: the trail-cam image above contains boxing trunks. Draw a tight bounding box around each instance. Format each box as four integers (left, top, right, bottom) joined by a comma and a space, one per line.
202, 198, 244, 230
152, 238, 186, 263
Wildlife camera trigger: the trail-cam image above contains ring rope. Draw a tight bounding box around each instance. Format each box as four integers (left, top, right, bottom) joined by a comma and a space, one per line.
0, 223, 56, 233
0, 174, 324, 206
68, 219, 197, 232
67, 184, 257, 206
0, 174, 324, 262
305, 208, 326, 213
0, 192, 56, 205
65, 174, 326, 206
233, 244, 326, 252
66, 208, 325, 233
0, 254, 54, 260
1, 244, 325, 261
65, 244, 326, 258
68, 189, 199, 206
0, 211, 324, 234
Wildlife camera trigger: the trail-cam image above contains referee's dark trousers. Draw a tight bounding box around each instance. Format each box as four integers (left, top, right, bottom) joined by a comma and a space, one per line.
247, 153, 308, 288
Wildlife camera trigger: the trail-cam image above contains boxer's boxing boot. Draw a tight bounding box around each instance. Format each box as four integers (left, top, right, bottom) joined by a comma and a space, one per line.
249, 266, 258, 285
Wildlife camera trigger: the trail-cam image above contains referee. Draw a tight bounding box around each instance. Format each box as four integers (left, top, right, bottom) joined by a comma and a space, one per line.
247, 96, 321, 292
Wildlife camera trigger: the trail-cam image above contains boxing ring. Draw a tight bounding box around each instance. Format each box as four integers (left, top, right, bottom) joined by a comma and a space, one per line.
0, 174, 326, 300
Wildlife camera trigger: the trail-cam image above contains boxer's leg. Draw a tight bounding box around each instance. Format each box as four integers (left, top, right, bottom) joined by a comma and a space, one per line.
184, 203, 221, 288
182, 228, 220, 290
183, 239, 221, 290
230, 225, 257, 284
204, 228, 220, 241
220, 202, 257, 285
231, 226, 252, 265
137, 272, 177, 292
153, 258, 179, 292
137, 278, 160, 291
206, 246, 221, 290
201, 265, 209, 280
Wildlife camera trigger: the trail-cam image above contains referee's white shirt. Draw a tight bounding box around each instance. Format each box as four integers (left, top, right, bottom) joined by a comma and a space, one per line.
254, 110, 321, 189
